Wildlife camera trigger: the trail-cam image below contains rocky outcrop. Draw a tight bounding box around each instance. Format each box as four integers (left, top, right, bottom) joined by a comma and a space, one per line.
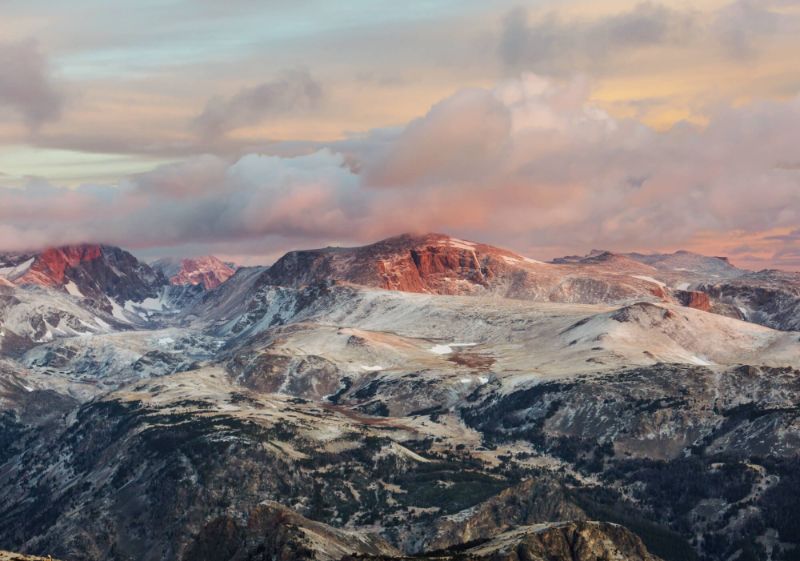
674, 290, 712, 312
0, 551, 62, 561
345, 521, 662, 561
184, 502, 398, 561
698, 270, 800, 331
422, 478, 587, 551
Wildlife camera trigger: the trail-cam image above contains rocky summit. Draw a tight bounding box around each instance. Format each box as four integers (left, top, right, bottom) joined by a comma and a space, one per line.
1, 233, 799, 561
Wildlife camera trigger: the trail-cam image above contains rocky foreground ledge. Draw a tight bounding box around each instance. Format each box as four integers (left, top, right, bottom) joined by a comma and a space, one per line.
0, 552, 61, 561
184, 500, 660, 561
347, 521, 661, 561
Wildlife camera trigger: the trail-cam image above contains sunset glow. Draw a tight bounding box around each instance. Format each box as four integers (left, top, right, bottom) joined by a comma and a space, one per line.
1, 0, 799, 268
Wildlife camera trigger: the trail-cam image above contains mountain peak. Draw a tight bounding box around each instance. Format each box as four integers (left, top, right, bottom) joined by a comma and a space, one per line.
1, 244, 165, 303
15, 244, 104, 287
152, 255, 236, 290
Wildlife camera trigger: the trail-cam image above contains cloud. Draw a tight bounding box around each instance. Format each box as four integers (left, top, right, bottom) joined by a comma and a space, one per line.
712, 0, 795, 58
500, 1, 800, 76
500, 3, 698, 75
2, 74, 800, 270
191, 70, 323, 138
0, 149, 360, 252
364, 88, 512, 188
0, 39, 63, 128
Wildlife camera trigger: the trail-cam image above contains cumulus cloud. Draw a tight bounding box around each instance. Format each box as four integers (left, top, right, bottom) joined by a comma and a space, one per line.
0, 39, 63, 128
191, 70, 323, 138
2, 74, 800, 269
0, 149, 359, 252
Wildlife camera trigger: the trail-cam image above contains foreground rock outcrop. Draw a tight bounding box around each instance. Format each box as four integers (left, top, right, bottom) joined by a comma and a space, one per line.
345, 521, 662, 561
184, 501, 398, 561
0, 552, 61, 561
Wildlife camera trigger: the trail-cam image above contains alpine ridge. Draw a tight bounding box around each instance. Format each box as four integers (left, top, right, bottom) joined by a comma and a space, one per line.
0, 233, 798, 561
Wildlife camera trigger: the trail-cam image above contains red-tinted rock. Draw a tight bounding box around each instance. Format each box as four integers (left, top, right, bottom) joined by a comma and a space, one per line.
17, 245, 103, 286
260, 233, 674, 304
168, 256, 235, 289
676, 290, 712, 312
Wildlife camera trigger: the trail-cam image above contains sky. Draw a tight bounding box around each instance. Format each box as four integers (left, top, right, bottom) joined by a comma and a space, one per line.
1, 0, 799, 269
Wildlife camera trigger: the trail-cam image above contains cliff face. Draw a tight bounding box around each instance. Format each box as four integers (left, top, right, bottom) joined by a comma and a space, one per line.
675, 290, 712, 312
15, 245, 103, 287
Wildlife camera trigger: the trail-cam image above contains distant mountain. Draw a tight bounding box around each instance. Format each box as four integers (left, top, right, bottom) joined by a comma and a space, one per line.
0, 244, 166, 303
257, 233, 671, 304
152, 255, 235, 290
554, 249, 742, 282
625, 249, 741, 278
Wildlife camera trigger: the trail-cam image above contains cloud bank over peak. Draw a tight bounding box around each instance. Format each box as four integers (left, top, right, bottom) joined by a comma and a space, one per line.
1, 74, 799, 269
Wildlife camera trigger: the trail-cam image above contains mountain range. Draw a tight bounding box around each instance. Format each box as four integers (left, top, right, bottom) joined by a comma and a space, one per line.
1, 233, 799, 561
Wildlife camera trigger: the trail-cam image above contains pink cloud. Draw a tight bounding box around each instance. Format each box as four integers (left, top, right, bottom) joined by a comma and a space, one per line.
1, 74, 799, 270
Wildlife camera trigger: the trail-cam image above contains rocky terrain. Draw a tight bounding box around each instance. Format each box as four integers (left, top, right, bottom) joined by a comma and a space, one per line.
0, 233, 798, 561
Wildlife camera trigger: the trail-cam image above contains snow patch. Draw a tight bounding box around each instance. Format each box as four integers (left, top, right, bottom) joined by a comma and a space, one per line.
0, 257, 34, 280
632, 275, 667, 288
446, 238, 477, 251
65, 281, 84, 298
108, 298, 130, 323
430, 342, 477, 355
